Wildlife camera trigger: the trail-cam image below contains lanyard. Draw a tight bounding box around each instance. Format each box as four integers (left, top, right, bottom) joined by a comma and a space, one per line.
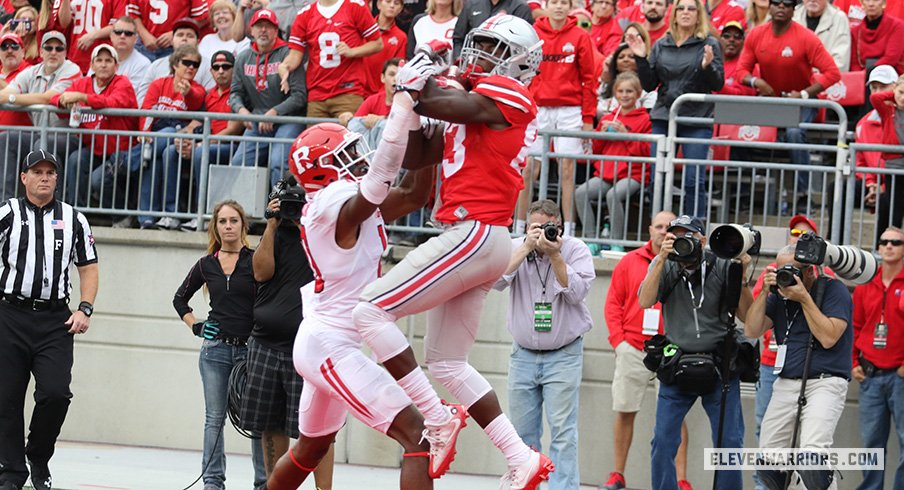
781, 301, 800, 346
681, 260, 706, 338
533, 256, 552, 299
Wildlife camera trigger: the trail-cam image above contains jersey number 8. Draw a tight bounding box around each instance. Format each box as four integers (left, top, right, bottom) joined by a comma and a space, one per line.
318, 32, 341, 69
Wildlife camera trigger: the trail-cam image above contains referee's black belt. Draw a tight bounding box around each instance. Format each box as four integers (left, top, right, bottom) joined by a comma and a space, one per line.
217, 335, 248, 347
0, 293, 68, 311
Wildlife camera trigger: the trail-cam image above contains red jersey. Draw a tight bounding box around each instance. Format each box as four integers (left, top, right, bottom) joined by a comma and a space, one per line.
0, 61, 32, 128
205, 85, 231, 134
288, 0, 381, 101
354, 91, 390, 116
854, 110, 884, 187
850, 14, 904, 73
869, 90, 904, 161
591, 107, 651, 183
530, 16, 598, 123
717, 57, 757, 96
852, 265, 904, 370
709, 0, 746, 33
125, 0, 209, 38
362, 22, 406, 96
139, 76, 206, 130
69, 0, 126, 74
736, 21, 841, 97
605, 241, 663, 350
37, 0, 73, 54
590, 15, 614, 53
49, 74, 138, 154
436, 76, 539, 226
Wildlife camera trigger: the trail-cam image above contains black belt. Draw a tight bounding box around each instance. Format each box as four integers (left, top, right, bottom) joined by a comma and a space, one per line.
217, 335, 248, 347
520, 336, 582, 354
783, 373, 837, 380
0, 293, 68, 311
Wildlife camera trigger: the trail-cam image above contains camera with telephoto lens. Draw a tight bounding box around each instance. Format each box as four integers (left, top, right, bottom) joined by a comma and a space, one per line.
771, 264, 802, 294
669, 233, 702, 263
541, 222, 560, 241
794, 232, 878, 285
710, 223, 762, 259
266, 180, 305, 221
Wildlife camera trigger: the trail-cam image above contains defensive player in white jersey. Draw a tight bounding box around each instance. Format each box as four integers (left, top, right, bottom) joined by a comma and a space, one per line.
351, 15, 555, 490
266, 55, 463, 490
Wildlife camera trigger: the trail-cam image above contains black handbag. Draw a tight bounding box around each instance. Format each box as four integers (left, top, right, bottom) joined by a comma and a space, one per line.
673, 353, 720, 395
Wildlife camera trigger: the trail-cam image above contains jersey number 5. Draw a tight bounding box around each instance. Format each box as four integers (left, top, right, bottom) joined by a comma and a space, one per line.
149, 0, 168, 25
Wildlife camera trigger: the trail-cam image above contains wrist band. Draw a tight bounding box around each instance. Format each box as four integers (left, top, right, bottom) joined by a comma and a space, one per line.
749, 77, 757, 88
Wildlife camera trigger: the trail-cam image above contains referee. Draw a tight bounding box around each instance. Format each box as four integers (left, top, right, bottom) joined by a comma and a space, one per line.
0, 150, 98, 490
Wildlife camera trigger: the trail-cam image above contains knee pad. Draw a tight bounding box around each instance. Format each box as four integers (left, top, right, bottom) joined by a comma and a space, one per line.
427, 359, 491, 407
351, 302, 409, 363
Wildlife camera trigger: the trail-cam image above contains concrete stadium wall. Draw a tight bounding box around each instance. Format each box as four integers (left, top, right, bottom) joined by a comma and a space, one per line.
38, 228, 898, 488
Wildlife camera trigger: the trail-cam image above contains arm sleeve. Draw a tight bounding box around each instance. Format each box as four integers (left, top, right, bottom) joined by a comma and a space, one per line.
138, 80, 160, 131
288, 12, 307, 51
273, 63, 307, 116
578, 33, 598, 124
701, 37, 725, 92
86, 78, 138, 109
549, 241, 595, 304
228, 60, 248, 113
869, 90, 896, 120
635, 48, 659, 92
72, 212, 98, 266
605, 259, 628, 348
734, 31, 757, 84
406, 15, 424, 59
191, 0, 209, 21
185, 83, 207, 111
829, 14, 851, 72
173, 258, 206, 318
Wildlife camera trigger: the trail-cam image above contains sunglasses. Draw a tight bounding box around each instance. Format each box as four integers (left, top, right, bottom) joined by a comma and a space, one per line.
0, 43, 21, 51
212, 63, 233, 71
42, 45, 66, 52
676, 5, 698, 11
180, 59, 201, 69
113, 29, 136, 36
578, 20, 592, 28
769, 0, 797, 6
721, 31, 743, 40
789, 228, 808, 237
878, 238, 904, 247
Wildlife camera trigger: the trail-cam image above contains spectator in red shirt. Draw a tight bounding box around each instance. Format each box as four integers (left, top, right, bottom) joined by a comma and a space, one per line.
736, 0, 841, 208
852, 225, 904, 490
128, 0, 210, 61
708, 0, 746, 32
519, 0, 597, 237
363, 0, 407, 97
50, 44, 139, 208
37, 0, 71, 43
1, 5, 38, 64
859, 65, 898, 210
67, 0, 126, 74
835, 0, 904, 27
850, 0, 904, 73
0, 32, 27, 89
793, 0, 851, 72
870, 75, 904, 234
602, 0, 669, 55
280, 0, 384, 118
717, 21, 756, 96
340, 57, 399, 150
590, 0, 617, 52
575, 72, 651, 248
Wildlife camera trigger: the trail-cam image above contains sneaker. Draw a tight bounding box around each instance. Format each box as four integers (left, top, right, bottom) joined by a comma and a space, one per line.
111, 216, 135, 229
500, 450, 554, 490
28, 460, 51, 490
601, 471, 626, 490
677, 479, 693, 490
139, 219, 156, 229
180, 218, 199, 231
421, 403, 468, 478
154, 216, 181, 230
610, 245, 625, 253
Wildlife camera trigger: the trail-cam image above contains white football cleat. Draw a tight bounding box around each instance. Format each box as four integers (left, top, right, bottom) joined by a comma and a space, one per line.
421, 403, 468, 478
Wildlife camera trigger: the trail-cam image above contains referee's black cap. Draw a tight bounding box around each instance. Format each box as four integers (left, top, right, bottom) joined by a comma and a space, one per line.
23, 149, 60, 171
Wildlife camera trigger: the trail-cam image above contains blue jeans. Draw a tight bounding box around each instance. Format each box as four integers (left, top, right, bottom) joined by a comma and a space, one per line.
753, 364, 778, 490
781, 107, 817, 193
507, 338, 583, 490
134, 39, 173, 62
652, 121, 712, 218
162, 142, 237, 211
230, 123, 304, 186
66, 148, 133, 208
198, 339, 266, 490
857, 371, 904, 490
652, 377, 744, 490
133, 127, 180, 225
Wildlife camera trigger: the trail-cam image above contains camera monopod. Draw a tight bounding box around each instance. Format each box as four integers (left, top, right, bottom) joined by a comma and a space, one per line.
712, 260, 743, 490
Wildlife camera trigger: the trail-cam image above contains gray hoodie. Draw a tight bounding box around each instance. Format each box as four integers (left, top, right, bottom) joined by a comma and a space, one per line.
635, 33, 724, 122
229, 41, 306, 116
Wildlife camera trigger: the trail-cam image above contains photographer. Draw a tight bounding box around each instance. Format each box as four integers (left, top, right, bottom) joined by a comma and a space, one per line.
242, 177, 334, 489
638, 215, 752, 490
492, 199, 595, 490
745, 245, 853, 490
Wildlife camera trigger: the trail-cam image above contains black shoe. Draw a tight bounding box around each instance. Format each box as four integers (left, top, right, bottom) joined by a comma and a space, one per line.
28, 460, 51, 490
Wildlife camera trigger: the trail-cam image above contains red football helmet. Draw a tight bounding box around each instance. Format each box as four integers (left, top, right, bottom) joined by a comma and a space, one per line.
289, 123, 372, 195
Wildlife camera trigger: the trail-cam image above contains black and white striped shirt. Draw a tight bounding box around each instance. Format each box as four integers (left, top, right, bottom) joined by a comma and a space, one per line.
0, 198, 98, 301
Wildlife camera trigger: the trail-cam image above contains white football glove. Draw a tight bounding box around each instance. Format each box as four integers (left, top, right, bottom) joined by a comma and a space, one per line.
414, 40, 453, 74
394, 54, 436, 93
420, 116, 446, 139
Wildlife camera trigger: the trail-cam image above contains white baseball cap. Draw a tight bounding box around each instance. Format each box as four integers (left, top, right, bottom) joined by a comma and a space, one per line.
868, 65, 899, 85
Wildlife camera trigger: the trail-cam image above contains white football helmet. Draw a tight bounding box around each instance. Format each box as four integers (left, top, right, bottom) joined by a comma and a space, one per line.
458, 14, 543, 84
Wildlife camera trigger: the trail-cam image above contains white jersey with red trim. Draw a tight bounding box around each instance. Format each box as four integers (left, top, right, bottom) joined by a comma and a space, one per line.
300, 180, 388, 332
435, 75, 539, 226
288, 0, 380, 100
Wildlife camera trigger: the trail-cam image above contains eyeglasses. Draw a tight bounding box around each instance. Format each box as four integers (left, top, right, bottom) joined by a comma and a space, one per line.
878, 238, 904, 247
180, 59, 201, 69
676, 5, 698, 11
721, 31, 743, 40
113, 29, 136, 37
211, 63, 233, 71
42, 45, 66, 52
578, 20, 592, 28
789, 228, 808, 237
769, 0, 797, 6
0, 43, 21, 51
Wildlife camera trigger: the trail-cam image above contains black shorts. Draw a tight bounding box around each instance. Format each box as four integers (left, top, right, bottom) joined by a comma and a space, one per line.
238, 337, 303, 437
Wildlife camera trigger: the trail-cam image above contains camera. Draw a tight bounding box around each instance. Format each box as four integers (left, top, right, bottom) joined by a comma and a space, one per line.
541, 222, 560, 241
709, 223, 761, 259
794, 232, 878, 285
669, 233, 702, 263
771, 264, 802, 294
266, 180, 305, 221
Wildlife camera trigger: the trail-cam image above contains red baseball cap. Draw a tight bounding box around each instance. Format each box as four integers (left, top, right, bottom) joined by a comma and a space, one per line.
0, 33, 23, 46
173, 18, 201, 36
251, 9, 279, 27
788, 214, 818, 235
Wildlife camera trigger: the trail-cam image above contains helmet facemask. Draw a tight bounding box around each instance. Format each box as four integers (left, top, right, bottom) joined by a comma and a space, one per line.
324, 132, 374, 184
